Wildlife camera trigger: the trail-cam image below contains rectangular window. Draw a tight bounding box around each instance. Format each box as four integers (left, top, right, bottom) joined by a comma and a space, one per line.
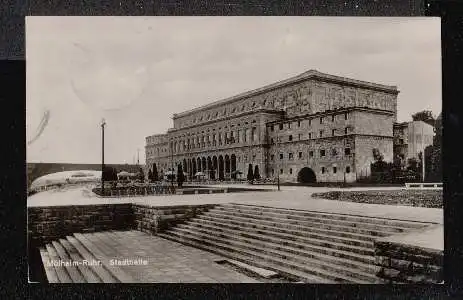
319, 130, 324, 138
333, 167, 337, 174
345, 127, 348, 135
346, 166, 351, 173
270, 125, 274, 132
280, 169, 283, 174
298, 121, 301, 127
309, 132, 312, 139
320, 149, 326, 157
298, 133, 301, 140
345, 112, 348, 120
309, 119, 312, 126
288, 123, 291, 129
280, 153, 283, 160
321, 167, 325, 174
332, 129, 335, 136
289, 135, 293, 141
332, 115, 335, 122
320, 117, 323, 124
289, 168, 293, 174
298, 152, 302, 159
279, 124, 283, 130
309, 151, 314, 158
345, 148, 351, 155
289, 153, 293, 160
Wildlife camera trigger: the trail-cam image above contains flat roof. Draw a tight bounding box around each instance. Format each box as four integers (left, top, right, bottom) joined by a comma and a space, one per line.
174, 69, 399, 119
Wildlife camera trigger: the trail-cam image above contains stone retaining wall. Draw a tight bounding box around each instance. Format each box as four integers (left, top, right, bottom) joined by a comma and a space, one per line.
28, 204, 134, 247
374, 240, 443, 283
28, 203, 215, 247
133, 204, 216, 234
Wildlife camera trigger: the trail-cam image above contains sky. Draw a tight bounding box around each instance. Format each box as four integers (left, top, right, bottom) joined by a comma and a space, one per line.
26, 17, 441, 164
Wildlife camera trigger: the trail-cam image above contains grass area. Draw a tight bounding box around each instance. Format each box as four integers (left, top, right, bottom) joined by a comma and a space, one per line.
312, 190, 443, 208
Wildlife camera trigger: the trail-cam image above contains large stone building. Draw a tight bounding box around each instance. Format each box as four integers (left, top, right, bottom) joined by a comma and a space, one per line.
145, 70, 399, 183
393, 120, 435, 165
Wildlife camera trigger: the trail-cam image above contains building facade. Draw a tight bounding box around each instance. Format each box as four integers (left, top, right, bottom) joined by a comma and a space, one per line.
145, 70, 399, 183
393, 121, 435, 166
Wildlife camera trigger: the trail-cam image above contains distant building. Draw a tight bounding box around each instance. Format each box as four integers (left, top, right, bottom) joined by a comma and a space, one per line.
393, 121, 435, 164
146, 69, 400, 183
27, 163, 142, 187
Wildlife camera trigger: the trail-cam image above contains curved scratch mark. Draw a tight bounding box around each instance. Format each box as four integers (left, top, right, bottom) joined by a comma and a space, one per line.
28, 110, 50, 145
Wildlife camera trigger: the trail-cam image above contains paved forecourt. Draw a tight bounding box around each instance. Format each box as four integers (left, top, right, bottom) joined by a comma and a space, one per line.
98, 230, 259, 283
29, 184, 443, 282
27, 184, 442, 224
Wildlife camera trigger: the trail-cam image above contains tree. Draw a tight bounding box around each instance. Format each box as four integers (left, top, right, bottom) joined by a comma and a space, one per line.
152, 164, 159, 182
407, 158, 419, 172
254, 165, 261, 180
137, 167, 145, 182
372, 148, 384, 162
102, 166, 118, 182
247, 164, 254, 183
177, 164, 185, 187
412, 110, 436, 127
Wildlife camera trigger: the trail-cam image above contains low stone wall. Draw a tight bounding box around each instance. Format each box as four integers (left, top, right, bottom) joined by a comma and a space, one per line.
374, 240, 443, 284
28, 203, 216, 247
28, 204, 134, 247
312, 190, 443, 208
133, 204, 216, 234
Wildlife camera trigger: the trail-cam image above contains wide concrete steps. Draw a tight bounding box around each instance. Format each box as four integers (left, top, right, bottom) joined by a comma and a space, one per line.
39, 231, 138, 283
161, 203, 434, 283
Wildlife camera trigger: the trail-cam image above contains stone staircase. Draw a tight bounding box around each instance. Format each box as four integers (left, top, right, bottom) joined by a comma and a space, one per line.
158, 203, 433, 283
38, 231, 139, 283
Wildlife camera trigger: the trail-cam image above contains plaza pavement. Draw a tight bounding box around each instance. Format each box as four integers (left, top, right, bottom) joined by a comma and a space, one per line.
28, 184, 443, 282
27, 184, 443, 224
99, 230, 259, 283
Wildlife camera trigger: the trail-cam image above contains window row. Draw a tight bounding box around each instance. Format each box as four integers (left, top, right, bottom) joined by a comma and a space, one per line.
269, 127, 352, 143
271, 165, 351, 175
167, 128, 259, 153
269, 112, 349, 132
270, 148, 351, 161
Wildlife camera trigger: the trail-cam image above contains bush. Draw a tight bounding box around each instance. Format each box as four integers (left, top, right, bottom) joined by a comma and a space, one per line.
247, 164, 254, 182
177, 165, 185, 187
102, 166, 118, 181
254, 165, 260, 180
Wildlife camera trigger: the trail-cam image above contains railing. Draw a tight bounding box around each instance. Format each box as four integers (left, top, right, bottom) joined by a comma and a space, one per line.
94, 183, 177, 197
405, 182, 443, 189
28, 180, 97, 195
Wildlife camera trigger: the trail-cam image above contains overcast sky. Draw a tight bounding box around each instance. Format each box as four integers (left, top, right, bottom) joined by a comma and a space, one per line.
26, 17, 441, 164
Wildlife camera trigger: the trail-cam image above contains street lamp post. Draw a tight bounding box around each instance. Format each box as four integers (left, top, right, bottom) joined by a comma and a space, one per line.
170, 141, 174, 187
276, 133, 280, 191
101, 119, 106, 196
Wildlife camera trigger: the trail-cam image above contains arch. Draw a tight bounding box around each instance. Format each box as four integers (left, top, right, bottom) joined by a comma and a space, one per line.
192, 159, 197, 177
212, 156, 218, 180
202, 157, 207, 173
207, 157, 213, 179
218, 155, 224, 181
231, 154, 237, 179
225, 155, 230, 179
197, 157, 201, 172
297, 167, 317, 183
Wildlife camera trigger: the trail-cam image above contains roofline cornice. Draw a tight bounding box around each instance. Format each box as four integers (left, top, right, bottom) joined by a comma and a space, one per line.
173, 70, 399, 119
